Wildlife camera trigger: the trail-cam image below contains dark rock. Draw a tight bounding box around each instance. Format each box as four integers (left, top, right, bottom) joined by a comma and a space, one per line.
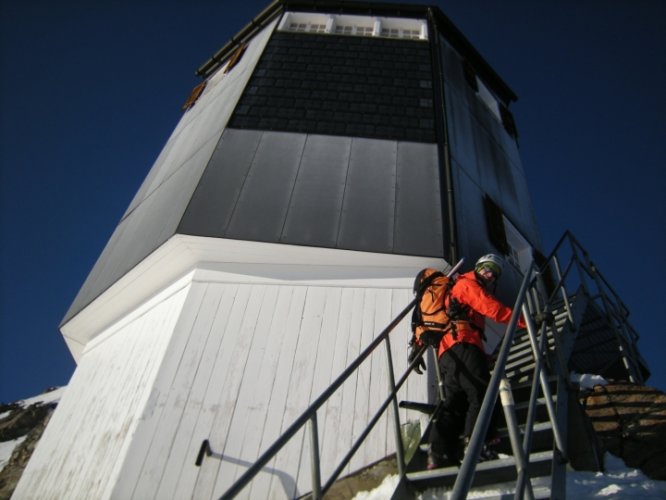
581, 382, 666, 480
0, 390, 61, 500
0, 403, 54, 441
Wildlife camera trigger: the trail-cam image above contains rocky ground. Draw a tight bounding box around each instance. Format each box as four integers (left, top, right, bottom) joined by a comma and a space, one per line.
0, 389, 59, 500
2, 382, 664, 499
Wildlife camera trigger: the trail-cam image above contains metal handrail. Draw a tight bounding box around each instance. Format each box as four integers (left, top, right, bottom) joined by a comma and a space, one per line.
209, 231, 643, 499
217, 297, 417, 499
540, 231, 644, 383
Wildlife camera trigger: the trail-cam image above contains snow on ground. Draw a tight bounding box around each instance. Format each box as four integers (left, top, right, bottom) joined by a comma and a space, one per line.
16, 386, 66, 408
0, 436, 27, 471
0, 386, 65, 474
352, 474, 400, 500
350, 453, 666, 499
568, 453, 666, 498
572, 372, 609, 390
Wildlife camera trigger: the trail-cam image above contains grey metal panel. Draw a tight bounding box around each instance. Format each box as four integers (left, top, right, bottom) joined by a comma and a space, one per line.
440, 34, 466, 95
178, 129, 262, 237
122, 18, 278, 221
452, 160, 484, 263
474, 125, 517, 204
62, 19, 283, 324
394, 142, 443, 256
492, 138, 518, 203
63, 145, 214, 323
225, 132, 306, 242
444, 84, 479, 181
181, 129, 446, 257
337, 138, 397, 252
280, 135, 351, 247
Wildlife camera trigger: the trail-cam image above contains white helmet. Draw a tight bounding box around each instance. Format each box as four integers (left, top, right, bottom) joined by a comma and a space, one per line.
475, 253, 504, 278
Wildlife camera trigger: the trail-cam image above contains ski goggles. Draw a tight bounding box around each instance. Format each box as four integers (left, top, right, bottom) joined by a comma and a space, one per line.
476, 262, 501, 278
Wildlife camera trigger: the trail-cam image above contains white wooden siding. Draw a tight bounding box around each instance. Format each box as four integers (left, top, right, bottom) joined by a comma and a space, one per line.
12, 283, 191, 500
118, 276, 425, 499
20, 265, 430, 500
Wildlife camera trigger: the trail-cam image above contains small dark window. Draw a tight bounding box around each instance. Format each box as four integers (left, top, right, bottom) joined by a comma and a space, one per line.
533, 250, 556, 297
483, 195, 509, 255
181, 81, 207, 112
225, 44, 248, 74
499, 104, 518, 139
462, 60, 478, 92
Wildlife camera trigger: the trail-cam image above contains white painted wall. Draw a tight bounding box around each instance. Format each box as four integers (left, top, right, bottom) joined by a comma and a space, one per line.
12, 281, 192, 500
111, 273, 428, 499
19, 240, 442, 499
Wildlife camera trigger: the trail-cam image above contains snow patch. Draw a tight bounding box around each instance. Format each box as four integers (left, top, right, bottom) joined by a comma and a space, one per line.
0, 435, 27, 472
0, 386, 65, 475
568, 453, 666, 498
351, 474, 399, 500
17, 386, 66, 408
571, 372, 609, 390
349, 453, 666, 499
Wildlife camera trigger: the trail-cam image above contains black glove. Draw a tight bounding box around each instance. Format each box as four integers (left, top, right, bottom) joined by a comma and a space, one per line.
408, 345, 426, 374
420, 330, 444, 347
534, 311, 555, 328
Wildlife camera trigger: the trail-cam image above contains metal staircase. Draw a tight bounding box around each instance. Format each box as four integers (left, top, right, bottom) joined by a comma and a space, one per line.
396, 302, 578, 499
201, 231, 648, 499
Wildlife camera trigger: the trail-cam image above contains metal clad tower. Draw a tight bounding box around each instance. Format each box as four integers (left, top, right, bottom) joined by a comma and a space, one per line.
15, 1, 541, 498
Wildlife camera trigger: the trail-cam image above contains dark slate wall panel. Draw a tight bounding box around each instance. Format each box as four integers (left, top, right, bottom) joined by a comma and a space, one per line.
229, 32, 435, 143
225, 132, 306, 242
281, 135, 351, 247
179, 129, 445, 258
178, 129, 262, 236
337, 138, 397, 252
394, 142, 443, 256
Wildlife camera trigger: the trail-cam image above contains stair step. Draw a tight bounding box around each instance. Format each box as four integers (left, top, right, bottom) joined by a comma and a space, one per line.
495, 420, 554, 454
510, 374, 558, 391
462, 476, 553, 499
503, 362, 537, 381
499, 396, 556, 425
508, 336, 555, 360
405, 450, 554, 491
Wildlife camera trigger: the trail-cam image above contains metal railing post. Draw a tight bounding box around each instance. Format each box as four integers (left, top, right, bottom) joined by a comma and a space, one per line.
309, 414, 322, 500
384, 335, 406, 478
522, 302, 567, 460
498, 378, 534, 500
551, 255, 575, 326
588, 265, 641, 384
521, 323, 546, 460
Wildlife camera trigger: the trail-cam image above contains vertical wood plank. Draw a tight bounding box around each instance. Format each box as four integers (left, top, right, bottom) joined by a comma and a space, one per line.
109, 283, 206, 500
191, 284, 255, 499
348, 288, 375, 473
317, 287, 352, 480
265, 286, 327, 498
171, 283, 239, 499
130, 284, 225, 500
15, 285, 189, 500
154, 283, 234, 499
245, 286, 305, 499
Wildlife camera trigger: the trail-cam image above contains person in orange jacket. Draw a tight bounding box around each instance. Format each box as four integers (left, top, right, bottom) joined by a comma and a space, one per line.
427, 253, 526, 469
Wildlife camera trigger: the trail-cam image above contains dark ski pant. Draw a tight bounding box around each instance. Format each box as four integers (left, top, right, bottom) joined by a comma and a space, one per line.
428, 342, 498, 457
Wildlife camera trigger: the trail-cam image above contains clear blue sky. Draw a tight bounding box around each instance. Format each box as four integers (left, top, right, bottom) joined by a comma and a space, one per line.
1, 0, 664, 404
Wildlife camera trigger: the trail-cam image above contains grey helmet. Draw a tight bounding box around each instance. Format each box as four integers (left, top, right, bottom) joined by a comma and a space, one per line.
475, 253, 504, 278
